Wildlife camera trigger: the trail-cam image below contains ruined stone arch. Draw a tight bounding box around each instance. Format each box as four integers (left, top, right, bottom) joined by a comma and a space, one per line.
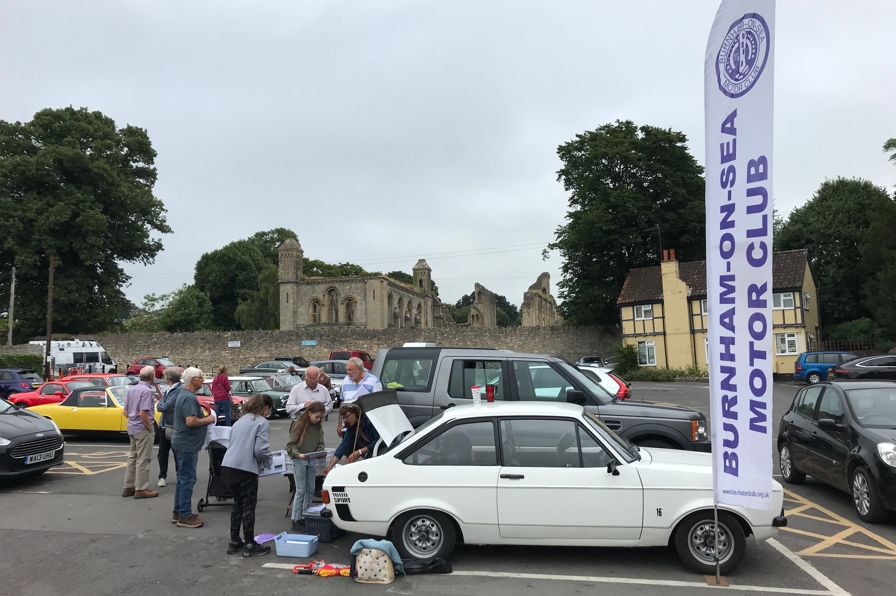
415, 302, 423, 327
397, 296, 404, 328
309, 299, 322, 324
326, 287, 340, 323
342, 296, 356, 323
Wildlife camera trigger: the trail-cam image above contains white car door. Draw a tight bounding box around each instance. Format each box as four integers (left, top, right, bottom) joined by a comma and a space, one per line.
497, 417, 643, 540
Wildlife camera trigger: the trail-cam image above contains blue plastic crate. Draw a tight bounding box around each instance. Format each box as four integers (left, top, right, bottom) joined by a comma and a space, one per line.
273, 532, 319, 558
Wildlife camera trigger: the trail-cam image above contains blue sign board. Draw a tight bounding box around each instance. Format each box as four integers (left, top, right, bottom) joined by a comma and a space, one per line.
301, 340, 317, 347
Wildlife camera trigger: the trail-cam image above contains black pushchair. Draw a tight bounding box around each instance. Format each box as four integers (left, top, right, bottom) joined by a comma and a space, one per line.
197, 439, 232, 512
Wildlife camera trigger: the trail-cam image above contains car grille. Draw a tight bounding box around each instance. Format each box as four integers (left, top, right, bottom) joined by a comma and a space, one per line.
11, 436, 63, 458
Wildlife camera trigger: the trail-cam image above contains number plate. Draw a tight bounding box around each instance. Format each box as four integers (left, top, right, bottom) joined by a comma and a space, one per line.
25, 450, 55, 465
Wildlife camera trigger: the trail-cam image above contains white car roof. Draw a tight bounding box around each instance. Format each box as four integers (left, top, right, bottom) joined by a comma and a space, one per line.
440, 401, 585, 421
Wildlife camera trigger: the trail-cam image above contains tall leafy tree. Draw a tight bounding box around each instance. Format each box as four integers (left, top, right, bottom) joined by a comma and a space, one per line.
248, 227, 299, 264
777, 178, 892, 326
159, 285, 213, 333
234, 265, 279, 330
549, 121, 705, 326
194, 240, 269, 329
0, 107, 170, 338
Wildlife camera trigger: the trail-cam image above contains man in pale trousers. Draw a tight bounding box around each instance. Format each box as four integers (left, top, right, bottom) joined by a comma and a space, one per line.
121, 366, 159, 499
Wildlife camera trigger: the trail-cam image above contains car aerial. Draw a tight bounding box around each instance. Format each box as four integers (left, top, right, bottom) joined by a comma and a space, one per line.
577, 365, 632, 400
228, 376, 288, 418
239, 360, 300, 376
0, 369, 44, 399
829, 354, 896, 381
329, 350, 374, 370
29, 385, 210, 442
8, 380, 94, 408
0, 396, 65, 478
372, 347, 709, 451
777, 380, 896, 522
126, 357, 181, 378
794, 351, 858, 384
63, 373, 135, 387
321, 392, 785, 574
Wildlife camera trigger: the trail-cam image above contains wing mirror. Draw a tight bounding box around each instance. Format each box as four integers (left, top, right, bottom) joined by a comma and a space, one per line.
54, 391, 64, 396
566, 389, 587, 405
818, 418, 842, 430
607, 460, 620, 476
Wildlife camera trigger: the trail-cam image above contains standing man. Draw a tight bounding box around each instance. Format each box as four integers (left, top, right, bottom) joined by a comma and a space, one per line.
122, 366, 158, 499
337, 358, 382, 438
155, 367, 183, 488
172, 367, 216, 528
285, 366, 332, 420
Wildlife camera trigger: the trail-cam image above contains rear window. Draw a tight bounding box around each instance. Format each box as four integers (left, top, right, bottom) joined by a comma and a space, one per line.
381, 355, 435, 392
20, 372, 42, 382
821, 353, 839, 364
331, 351, 351, 360
804, 354, 818, 363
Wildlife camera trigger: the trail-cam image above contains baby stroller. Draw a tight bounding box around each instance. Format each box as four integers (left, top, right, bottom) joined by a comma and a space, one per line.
197, 439, 233, 512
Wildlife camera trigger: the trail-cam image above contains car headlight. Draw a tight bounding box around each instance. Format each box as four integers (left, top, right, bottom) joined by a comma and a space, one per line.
692, 419, 708, 442
0, 437, 10, 447
49, 419, 63, 437
877, 442, 896, 468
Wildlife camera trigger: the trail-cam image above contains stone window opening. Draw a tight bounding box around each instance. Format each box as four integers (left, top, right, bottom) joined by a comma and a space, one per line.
343, 297, 356, 323
326, 288, 339, 323
310, 299, 321, 324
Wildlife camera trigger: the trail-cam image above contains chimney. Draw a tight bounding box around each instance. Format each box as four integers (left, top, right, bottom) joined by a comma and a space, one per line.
662, 249, 669, 262
670, 248, 676, 261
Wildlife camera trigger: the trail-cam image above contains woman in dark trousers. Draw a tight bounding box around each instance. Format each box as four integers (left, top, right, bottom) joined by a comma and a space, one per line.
220, 393, 274, 556
321, 403, 380, 476
156, 367, 182, 489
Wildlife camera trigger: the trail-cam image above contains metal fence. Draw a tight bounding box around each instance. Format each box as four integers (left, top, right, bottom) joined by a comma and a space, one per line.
806, 339, 893, 356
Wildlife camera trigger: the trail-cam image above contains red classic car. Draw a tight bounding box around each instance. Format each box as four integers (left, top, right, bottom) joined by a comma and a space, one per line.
9, 380, 94, 407
126, 357, 182, 378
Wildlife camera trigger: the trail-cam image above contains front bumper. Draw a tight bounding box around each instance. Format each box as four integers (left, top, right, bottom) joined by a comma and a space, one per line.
0, 434, 65, 477
773, 507, 788, 527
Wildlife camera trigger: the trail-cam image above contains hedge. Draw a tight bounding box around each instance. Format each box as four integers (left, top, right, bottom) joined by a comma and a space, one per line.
0, 354, 44, 372
624, 366, 708, 382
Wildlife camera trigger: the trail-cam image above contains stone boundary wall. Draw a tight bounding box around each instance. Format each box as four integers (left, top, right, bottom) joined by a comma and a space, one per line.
83, 327, 619, 373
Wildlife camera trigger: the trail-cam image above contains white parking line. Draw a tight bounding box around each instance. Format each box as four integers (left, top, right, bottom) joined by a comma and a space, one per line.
768, 537, 850, 596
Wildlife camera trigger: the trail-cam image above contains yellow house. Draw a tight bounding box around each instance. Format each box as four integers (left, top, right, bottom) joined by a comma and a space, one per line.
617, 249, 819, 376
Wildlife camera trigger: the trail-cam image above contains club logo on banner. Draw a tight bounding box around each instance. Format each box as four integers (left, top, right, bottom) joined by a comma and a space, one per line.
704, 0, 776, 510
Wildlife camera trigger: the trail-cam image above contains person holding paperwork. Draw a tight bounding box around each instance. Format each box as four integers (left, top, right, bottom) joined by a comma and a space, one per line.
220, 393, 274, 557
285, 401, 326, 533
285, 366, 332, 420
336, 357, 382, 438
322, 403, 380, 477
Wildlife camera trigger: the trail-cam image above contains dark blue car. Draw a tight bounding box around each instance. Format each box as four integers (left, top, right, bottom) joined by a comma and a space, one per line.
794, 352, 858, 384
0, 369, 44, 399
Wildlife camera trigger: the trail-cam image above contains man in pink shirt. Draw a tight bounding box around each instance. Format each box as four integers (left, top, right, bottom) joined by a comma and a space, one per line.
122, 366, 159, 499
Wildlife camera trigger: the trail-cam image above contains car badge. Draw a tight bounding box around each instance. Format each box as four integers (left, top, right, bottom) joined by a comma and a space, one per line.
36, 433, 44, 437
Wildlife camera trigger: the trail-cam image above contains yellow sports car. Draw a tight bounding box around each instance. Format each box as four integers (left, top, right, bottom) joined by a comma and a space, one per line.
29, 385, 208, 441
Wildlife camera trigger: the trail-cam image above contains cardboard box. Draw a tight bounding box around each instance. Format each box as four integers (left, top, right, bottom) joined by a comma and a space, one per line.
259, 450, 288, 478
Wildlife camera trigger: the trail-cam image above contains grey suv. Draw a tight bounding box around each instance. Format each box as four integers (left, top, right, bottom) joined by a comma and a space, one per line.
372, 347, 710, 451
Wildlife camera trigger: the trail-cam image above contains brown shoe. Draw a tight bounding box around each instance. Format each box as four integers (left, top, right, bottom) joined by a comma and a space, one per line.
122, 487, 136, 497
134, 489, 159, 499
172, 511, 179, 524
176, 514, 204, 528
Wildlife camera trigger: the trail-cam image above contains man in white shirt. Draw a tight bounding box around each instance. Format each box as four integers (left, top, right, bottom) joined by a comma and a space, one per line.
285, 366, 333, 420
341, 357, 383, 404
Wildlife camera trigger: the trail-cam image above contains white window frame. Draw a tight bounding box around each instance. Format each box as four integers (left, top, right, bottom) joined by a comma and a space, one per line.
773, 292, 795, 310
637, 341, 656, 366
634, 304, 654, 320
775, 332, 799, 355
700, 299, 708, 315
803, 293, 811, 311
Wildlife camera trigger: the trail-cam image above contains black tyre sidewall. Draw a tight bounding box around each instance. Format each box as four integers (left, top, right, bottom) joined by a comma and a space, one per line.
674, 510, 746, 575
393, 510, 456, 561
635, 439, 679, 450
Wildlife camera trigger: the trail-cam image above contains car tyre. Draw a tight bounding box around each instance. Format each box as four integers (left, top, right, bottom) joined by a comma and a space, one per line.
674, 510, 745, 575
852, 466, 888, 523
393, 510, 456, 561
806, 372, 822, 384
779, 442, 805, 484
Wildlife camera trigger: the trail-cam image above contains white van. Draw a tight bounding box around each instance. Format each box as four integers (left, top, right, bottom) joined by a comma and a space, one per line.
28, 340, 116, 374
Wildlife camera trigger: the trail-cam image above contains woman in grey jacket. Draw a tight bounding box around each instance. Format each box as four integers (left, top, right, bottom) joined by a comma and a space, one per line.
220, 393, 274, 556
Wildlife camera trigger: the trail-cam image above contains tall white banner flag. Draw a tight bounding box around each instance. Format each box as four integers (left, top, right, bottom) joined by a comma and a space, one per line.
705, 0, 775, 510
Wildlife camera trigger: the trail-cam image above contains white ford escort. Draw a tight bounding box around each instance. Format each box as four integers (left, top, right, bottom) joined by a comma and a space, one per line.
321, 392, 786, 574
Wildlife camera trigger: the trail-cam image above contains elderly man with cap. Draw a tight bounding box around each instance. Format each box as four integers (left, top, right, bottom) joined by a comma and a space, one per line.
172, 366, 216, 528
285, 365, 332, 420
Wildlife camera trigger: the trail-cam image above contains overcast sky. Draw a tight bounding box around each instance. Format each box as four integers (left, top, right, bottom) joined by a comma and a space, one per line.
2, 1, 894, 309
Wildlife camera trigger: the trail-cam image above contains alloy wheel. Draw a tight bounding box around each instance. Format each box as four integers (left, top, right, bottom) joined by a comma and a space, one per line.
853, 473, 871, 516
402, 514, 444, 559
687, 520, 733, 565
780, 445, 793, 478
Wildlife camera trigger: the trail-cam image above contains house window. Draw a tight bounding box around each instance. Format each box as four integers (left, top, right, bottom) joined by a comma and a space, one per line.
637, 341, 656, 366
773, 292, 794, 310
700, 299, 708, 315
634, 304, 653, 320
775, 333, 798, 355
803, 293, 810, 311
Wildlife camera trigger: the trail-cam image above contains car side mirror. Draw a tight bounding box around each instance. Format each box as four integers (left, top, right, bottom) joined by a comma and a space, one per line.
566, 389, 587, 405
818, 418, 842, 430
607, 460, 620, 476
54, 391, 63, 396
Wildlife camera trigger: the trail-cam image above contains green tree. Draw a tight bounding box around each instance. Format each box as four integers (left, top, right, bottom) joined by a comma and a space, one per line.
777, 178, 893, 326
121, 292, 170, 333
549, 120, 705, 326
386, 271, 414, 285
303, 259, 368, 277
454, 292, 519, 326
159, 285, 213, 333
194, 240, 269, 329
248, 228, 298, 264
0, 107, 170, 338
885, 137, 896, 167
234, 264, 279, 330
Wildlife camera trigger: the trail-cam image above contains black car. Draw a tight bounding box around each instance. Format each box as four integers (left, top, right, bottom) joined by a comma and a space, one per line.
830, 354, 896, 381
778, 381, 896, 522
0, 397, 65, 478
239, 360, 299, 376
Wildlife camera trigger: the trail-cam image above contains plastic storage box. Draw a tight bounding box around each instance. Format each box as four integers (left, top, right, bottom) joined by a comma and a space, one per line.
304, 510, 346, 543
273, 532, 319, 557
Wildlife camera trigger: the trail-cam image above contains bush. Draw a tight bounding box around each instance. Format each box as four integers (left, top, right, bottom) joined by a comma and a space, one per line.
625, 366, 708, 382
0, 353, 44, 371
613, 344, 640, 376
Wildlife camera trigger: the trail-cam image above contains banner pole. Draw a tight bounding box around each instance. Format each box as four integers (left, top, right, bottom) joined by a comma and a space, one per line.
714, 503, 721, 583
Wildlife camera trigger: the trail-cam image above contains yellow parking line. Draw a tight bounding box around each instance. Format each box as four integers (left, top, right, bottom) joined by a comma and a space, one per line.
784, 504, 814, 516
789, 512, 851, 526
799, 527, 860, 556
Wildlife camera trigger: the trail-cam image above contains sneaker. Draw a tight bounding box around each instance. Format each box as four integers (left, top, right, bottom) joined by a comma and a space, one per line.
242, 542, 271, 557
134, 489, 159, 499
121, 487, 135, 497
171, 511, 179, 524
291, 520, 306, 533
176, 514, 205, 528
157, 478, 166, 487
227, 541, 245, 555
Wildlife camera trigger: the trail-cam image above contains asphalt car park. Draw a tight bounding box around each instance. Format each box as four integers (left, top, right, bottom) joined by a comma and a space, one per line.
1, 384, 893, 596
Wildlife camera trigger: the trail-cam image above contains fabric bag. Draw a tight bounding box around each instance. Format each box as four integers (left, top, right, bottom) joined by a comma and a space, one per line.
352, 548, 395, 584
